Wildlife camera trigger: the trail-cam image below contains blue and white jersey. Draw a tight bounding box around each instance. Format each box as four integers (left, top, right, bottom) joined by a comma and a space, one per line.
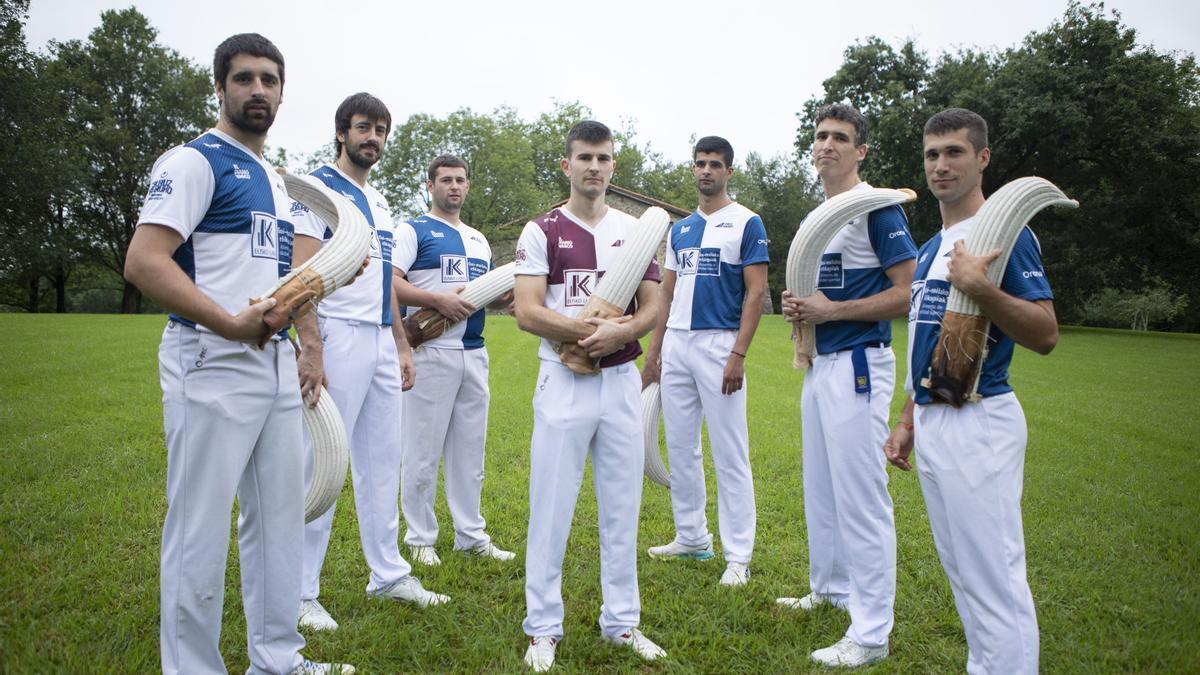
810, 182, 917, 354
136, 128, 294, 333
906, 216, 1053, 404
394, 214, 493, 350
291, 164, 396, 326
664, 202, 769, 331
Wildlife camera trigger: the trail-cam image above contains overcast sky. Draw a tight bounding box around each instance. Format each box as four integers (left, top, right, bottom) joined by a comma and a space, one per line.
24, 0, 1199, 166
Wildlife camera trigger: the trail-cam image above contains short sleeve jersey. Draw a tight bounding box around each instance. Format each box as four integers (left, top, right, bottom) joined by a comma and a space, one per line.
291, 164, 396, 326
810, 182, 918, 353
393, 214, 493, 350
664, 202, 769, 330
906, 216, 1054, 404
513, 206, 662, 367
136, 129, 295, 333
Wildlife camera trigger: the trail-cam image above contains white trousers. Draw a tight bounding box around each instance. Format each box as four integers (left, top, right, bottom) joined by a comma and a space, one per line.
801, 346, 896, 648
660, 328, 756, 563
158, 323, 305, 675
523, 360, 643, 639
302, 318, 410, 598
915, 392, 1038, 675
401, 346, 491, 549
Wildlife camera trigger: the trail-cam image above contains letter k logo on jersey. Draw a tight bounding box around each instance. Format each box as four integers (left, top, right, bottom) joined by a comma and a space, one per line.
564, 269, 596, 306
251, 211, 278, 259
440, 254, 468, 283
677, 248, 699, 276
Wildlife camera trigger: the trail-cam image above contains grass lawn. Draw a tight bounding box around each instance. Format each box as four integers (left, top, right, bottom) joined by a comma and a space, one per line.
1, 314, 1197, 673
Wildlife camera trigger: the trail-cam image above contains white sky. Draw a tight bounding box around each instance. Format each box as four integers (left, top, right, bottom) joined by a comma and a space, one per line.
24, 0, 1199, 165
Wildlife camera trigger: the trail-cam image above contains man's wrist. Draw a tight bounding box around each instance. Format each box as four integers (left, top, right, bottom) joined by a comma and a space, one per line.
730, 349, 747, 358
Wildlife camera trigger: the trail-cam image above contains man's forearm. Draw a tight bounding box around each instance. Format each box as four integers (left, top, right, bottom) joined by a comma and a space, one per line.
972, 289, 1057, 355
829, 284, 909, 323
393, 274, 443, 309
126, 251, 233, 334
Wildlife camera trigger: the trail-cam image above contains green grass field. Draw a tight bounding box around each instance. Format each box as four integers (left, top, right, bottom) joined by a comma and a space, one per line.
1, 314, 1198, 673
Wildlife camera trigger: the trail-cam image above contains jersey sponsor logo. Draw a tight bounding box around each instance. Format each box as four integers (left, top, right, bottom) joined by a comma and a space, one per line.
678, 247, 722, 276
441, 254, 468, 283
147, 172, 173, 201
320, 171, 334, 179
558, 237, 573, 249
680, 225, 691, 233
232, 163, 252, 180
888, 229, 909, 239
290, 201, 309, 216
817, 252, 845, 289
612, 239, 624, 247
918, 253, 929, 264
563, 269, 596, 306
1022, 269, 1045, 279
369, 227, 382, 259
677, 248, 699, 275
430, 230, 445, 238
515, 246, 527, 263
250, 211, 279, 259
758, 239, 769, 246
714, 221, 734, 228
339, 190, 357, 202
375, 201, 387, 210
914, 279, 950, 324
203, 142, 221, 149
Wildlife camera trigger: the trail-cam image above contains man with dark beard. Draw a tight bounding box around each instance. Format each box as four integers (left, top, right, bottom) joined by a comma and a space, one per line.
392, 155, 516, 567
642, 135, 768, 587
125, 34, 355, 673
292, 93, 449, 636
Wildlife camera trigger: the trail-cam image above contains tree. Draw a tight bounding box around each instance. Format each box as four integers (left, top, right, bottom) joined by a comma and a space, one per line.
49, 8, 214, 313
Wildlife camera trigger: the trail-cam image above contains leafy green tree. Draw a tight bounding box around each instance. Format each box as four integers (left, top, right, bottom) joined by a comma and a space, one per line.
49, 8, 214, 313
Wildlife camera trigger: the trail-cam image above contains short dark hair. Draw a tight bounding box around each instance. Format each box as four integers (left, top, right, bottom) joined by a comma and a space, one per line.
334, 92, 392, 156
427, 154, 470, 182
814, 103, 868, 146
213, 33, 284, 90
924, 108, 989, 153
693, 136, 734, 167
565, 120, 613, 157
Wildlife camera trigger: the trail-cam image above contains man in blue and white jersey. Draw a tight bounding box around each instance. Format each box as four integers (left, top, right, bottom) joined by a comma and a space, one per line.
292, 94, 449, 634
779, 104, 917, 668
124, 34, 354, 674
884, 108, 1057, 675
393, 155, 515, 566
642, 136, 768, 587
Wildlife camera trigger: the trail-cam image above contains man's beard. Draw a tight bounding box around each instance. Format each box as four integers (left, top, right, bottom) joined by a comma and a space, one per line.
433, 194, 462, 214
228, 99, 275, 135
697, 179, 723, 197
346, 142, 381, 169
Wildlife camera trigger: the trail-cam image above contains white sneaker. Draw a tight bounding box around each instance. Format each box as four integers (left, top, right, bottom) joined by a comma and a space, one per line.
409, 544, 442, 566
290, 658, 356, 674
720, 562, 750, 586
297, 599, 339, 631
369, 575, 450, 607
463, 541, 516, 561
647, 533, 714, 561
810, 636, 888, 667
603, 628, 666, 661
776, 592, 847, 611
523, 635, 558, 672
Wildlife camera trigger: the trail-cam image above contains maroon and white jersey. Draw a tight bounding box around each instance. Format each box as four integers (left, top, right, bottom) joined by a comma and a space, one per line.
514, 206, 661, 367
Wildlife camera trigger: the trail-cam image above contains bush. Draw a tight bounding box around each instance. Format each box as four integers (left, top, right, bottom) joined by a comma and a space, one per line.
1078, 279, 1189, 331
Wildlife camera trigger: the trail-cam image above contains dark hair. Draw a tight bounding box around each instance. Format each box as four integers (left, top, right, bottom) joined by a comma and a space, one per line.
924, 107, 988, 152
213, 33, 284, 90
334, 92, 392, 156
426, 154, 470, 182
814, 103, 868, 146
693, 136, 734, 167
564, 120, 613, 157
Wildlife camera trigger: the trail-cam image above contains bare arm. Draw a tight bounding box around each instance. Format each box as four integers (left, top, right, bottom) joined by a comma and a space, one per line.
513, 274, 593, 342
947, 241, 1058, 355
641, 270, 675, 386
392, 271, 474, 322
579, 278, 660, 358
389, 271, 416, 391
292, 234, 326, 406
782, 259, 915, 324
124, 224, 276, 342
721, 262, 768, 395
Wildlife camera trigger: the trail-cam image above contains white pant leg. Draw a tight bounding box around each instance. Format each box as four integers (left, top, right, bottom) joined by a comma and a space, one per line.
401, 347, 460, 546
238, 339, 306, 674
692, 330, 755, 564
915, 393, 1038, 675
444, 347, 492, 550
591, 363, 644, 637
301, 319, 372, 599
810, 348, 897, 647
159, 324, 303, 675
801, 357, 850, 603
353, 327, 411, 591
524, 360, 599, 638
660, 329, 710, 548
